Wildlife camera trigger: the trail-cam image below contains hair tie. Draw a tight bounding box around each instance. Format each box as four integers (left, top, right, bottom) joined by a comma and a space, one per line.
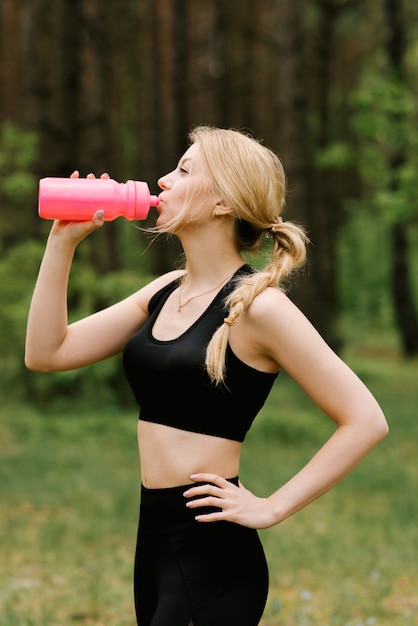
223, 316, 236, 327
270, 217, 283, 233
265, 216, 283, 238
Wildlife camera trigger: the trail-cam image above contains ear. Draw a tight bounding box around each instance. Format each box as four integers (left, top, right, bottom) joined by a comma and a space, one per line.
212, 201, 234, 218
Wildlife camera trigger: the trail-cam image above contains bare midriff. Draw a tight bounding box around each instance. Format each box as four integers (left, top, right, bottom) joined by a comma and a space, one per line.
137, 420, 242, 488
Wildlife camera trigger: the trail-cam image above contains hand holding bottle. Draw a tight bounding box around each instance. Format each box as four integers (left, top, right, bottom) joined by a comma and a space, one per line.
47, 172, 109, 247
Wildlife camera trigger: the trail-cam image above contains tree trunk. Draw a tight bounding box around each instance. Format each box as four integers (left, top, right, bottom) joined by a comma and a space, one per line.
271, 0, 319, 327
310, 0, 349, 351
384, 0, 418, 355
391, 223, 418, 354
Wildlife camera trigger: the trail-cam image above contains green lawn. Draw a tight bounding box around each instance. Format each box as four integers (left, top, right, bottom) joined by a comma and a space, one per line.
1, 341, 417, 625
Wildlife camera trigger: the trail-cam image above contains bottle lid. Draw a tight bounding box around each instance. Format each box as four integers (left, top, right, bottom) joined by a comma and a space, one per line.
133, 181, 160, 220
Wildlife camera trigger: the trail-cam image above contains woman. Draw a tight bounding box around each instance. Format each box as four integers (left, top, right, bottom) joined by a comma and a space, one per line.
25, 126, 388, 626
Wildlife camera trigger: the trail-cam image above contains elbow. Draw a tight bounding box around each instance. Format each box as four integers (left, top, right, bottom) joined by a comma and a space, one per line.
379, 418, 390, 440
370, 408, 389, 444
24, 357, 46, 373
25, 350, 53, 373
24, 345, 38, 371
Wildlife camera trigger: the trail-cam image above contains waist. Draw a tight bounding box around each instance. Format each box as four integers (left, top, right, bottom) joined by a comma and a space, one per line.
137, 420, 241, 488
139, 477, 239, 532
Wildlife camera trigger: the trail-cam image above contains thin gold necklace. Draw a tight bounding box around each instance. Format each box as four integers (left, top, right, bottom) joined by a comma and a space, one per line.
177, 274, 231, 312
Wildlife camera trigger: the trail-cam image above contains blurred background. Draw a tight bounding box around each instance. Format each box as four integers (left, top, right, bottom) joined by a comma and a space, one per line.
1, 0, 418, 404
1, 2, 418, 625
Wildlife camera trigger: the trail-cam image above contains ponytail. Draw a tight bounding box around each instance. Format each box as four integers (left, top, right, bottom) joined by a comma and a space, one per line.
205, 220, 308, 384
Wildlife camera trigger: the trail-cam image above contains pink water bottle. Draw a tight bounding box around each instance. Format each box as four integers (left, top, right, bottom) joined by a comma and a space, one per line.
38, 177, 159, 221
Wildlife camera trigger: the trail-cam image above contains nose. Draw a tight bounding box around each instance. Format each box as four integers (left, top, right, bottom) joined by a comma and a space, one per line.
157, 173, 172, 190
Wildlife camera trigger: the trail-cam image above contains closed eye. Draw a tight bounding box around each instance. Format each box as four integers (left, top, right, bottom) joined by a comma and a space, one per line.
177, 156, 193, 174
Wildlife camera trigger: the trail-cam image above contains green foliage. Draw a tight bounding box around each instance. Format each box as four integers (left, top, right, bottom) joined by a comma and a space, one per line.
0, 122, 38, 180
0, 240, 44, 392
0, 238, 155, 405
316, 141, 355, 171
351, 69, 418, 224
0, 122, 38, 216
0, 123, 39, 259
337, 204, 395, 330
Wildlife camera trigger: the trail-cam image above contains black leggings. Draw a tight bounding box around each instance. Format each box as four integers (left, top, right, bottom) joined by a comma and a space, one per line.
134, 478, 269, 626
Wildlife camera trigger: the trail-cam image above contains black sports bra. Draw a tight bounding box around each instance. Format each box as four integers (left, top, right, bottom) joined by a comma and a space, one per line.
122, 265, 278, 442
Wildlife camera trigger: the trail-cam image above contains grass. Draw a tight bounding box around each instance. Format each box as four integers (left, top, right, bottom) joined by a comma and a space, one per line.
1, 335, 417, 625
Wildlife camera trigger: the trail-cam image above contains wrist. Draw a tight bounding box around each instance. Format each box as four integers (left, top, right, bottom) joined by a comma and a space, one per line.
48, 214, 104, 248
266, 493, 293, 526
48, 221, 87, 251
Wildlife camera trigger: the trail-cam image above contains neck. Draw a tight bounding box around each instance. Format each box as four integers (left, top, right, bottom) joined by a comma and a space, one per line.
182, 257, 244, 287
177, 241, 244, 314
178, 234, 244, 285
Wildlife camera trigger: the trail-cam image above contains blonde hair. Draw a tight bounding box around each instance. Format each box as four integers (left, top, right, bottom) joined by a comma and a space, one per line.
187, 126, 309, 384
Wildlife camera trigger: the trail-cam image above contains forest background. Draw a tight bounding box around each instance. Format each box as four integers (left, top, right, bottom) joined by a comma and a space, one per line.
1, 1, 418, 625
1, 0, 418, 403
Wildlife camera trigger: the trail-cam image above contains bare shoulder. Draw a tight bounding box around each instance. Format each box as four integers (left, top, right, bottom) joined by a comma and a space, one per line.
246, 286, 309, 331
228, 287, 311, 374
243, 286, 332, 370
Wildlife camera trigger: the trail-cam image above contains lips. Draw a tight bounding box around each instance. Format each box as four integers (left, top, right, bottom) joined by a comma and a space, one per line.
154, 195, 163, 212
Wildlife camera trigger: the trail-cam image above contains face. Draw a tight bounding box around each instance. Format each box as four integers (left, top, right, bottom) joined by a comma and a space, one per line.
156, 143, 218, 230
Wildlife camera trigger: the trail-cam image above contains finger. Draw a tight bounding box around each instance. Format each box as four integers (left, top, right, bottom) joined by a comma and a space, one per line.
190, 473, 228, 487
100, 172, 110, 179
185, 494, 224, 510
92, 210, 105, 225
70, 170, 80, 178
183, 483, 221, 497
185, 494, 229, 523
86, 172, 96, 179
194, 510, 226, 523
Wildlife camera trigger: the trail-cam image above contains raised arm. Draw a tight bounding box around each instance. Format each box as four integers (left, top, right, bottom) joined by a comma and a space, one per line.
25, 194, 178, 372
25, 209, 139, 371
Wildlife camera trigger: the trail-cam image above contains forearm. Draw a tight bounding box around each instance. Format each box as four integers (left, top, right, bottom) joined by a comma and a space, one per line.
268, 417, 388, 524
25, 233, 77, 371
